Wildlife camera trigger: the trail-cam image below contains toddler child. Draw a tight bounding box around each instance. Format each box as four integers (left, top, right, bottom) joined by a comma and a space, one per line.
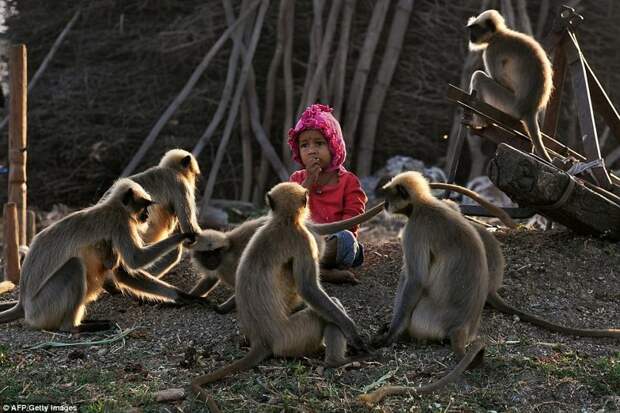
288, 104, 367, 284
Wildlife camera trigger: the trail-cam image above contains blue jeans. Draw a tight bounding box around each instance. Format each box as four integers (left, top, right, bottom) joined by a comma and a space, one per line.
325, 230, 364, 269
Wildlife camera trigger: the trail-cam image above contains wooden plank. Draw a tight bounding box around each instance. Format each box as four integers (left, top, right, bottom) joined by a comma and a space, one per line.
444, 121, 466, 184
489, 144, 620, 240
542, 37, 567, 140
448, 85, 620, 188
447, 85, 523, 131
459, 204, 535, 219
565, 31, 612, 189
584, 59, 620, 146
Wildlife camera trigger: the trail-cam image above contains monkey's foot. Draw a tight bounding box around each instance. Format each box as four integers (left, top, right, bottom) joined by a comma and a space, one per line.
320, 269, 360, 285
370, 332, 395, 349
71, 319, 115, 333
0, 301, 18, 311
465, 114, 488, 130
174, 291, 216, 308
324, 352, 375, 369
465, 346, 485, 370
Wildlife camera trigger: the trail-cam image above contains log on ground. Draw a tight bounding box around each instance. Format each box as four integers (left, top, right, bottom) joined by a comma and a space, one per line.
489, 143, 620, 240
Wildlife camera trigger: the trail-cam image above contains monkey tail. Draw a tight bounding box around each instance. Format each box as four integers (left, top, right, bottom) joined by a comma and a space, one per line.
522, 114, 552, 163
429, 183, 517, 229
191, 345, 271, 403
0, 301, 24, 323
359, 339, 485, 406
487, 293, 620, 339
310, 202, 386, 235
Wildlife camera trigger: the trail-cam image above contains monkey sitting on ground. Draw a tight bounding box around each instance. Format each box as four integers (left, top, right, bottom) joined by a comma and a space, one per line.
444, 199, 620, 339
0, 179, 200, 333
467, 9, 553, 163
190, 202, 385, 313
359, 172, 487, 405
100, 149, 201, 296
192, 182, 369, 402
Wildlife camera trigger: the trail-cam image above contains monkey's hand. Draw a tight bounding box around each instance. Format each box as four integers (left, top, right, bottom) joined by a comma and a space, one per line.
370, 329, 396, 349
347, 332, 370, 354
182, 232, 198, 247
175, 291, 215, 308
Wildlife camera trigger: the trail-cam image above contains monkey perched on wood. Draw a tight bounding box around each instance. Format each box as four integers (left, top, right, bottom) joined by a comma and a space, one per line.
0, 179, 199, 333
360, 172, 487, 405
444, 199, 620, 339
190, 203, 385, 313
192, 182, 368, 402
467, 9, 553, 163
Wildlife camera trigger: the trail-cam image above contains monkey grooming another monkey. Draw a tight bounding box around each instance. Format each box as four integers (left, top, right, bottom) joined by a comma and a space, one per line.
191, 202, 385, 313
0, 179, 198, 333
192, 182, 368, 402
467, 9, 553, 163
443, 200, 620, 339
100, 149, 201, 288
360, 172, 487, 405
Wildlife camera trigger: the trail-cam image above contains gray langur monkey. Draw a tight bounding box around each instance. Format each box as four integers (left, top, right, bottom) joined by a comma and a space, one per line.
101, 149, 201, 295
359, 172, 486, 405
99, 148, 208, 303
444, 200, 620, 339
192, 182, 369, 402
0, 179, 199, 333
190, 202, 385, 313
467, 9, 553, 163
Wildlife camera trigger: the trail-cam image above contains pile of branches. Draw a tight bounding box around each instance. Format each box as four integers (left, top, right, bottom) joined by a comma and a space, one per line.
2, 0, 620, 211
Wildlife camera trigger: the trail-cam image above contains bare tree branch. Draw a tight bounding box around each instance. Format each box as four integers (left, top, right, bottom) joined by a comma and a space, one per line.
342, 0, 390, 158
355, 0, 415, 177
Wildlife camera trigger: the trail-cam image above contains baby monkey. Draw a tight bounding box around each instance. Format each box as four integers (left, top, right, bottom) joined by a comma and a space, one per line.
190, 202, 385, 313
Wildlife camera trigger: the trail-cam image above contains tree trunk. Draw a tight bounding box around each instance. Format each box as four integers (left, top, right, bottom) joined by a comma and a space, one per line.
515, 0, 533, 35
254, 0, 292, 205
192, 0, 250, 158
240, 97, 253, 202
329, 0, 356, 120
303, 0, 343, 108
355, 0, 415, 177
122, 1, 261, 177
489, 143, 620, 240
200, 0, 269, 212
296, 0, 324, 117
342, 0, 390, 157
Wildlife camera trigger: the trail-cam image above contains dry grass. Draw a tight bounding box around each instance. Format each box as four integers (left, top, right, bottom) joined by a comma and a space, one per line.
0, 225, 618, 412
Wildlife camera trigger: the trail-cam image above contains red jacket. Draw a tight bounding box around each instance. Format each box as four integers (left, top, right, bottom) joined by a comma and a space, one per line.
290, 169, 367, 237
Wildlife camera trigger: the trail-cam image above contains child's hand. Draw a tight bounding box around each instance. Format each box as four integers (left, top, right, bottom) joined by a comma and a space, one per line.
302, 158, 322, 189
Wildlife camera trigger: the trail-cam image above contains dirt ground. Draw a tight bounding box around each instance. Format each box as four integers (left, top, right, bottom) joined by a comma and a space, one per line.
0, 222, 618, 412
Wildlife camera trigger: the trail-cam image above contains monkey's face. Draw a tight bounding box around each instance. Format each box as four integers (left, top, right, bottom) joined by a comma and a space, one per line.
122, 186, 155, 223
382, 183, 412, 216
192, 230, 230, 270
193, 248, 224, 271
467, 10, 501, 47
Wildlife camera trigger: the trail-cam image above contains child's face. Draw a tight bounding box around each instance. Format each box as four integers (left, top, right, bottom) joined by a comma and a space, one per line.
298, 130, 332, 170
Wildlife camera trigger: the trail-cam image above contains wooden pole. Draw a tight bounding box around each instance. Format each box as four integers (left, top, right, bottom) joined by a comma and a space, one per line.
3, 203, 20, 283
8, 44, 27, 246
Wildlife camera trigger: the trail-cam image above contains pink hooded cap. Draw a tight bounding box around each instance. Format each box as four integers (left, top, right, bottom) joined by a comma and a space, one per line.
287, 103, 346, 172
